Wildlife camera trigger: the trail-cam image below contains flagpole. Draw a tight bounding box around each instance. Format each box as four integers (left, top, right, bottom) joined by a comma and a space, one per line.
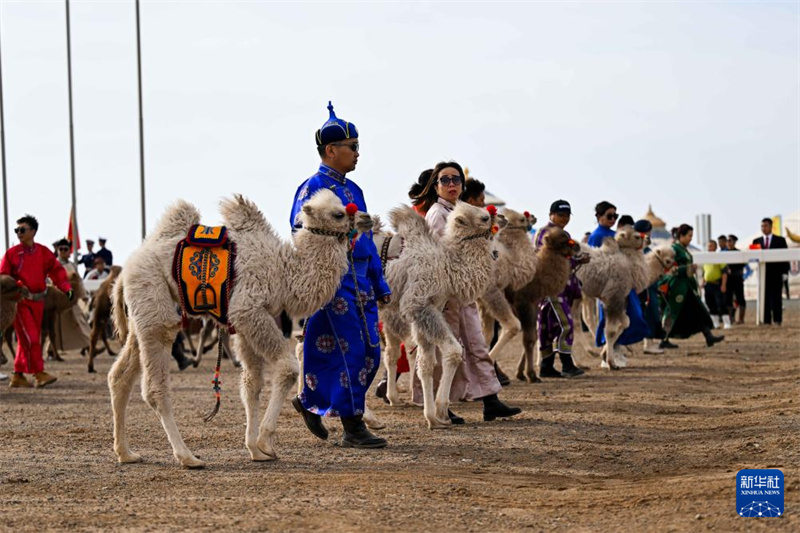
135, 0, 146, 240
65, 0, 78, 263
0, 7, 9, 250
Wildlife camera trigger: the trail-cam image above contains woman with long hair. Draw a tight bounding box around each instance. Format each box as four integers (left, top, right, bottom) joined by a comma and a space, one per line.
410, 161, 521, 423
661, 224, 725, 347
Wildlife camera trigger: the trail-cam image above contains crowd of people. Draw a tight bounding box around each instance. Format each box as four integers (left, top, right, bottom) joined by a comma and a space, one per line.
1, 102, 793, 453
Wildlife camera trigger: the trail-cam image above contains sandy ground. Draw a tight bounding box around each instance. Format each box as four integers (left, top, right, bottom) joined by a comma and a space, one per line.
1, 302, 798, 533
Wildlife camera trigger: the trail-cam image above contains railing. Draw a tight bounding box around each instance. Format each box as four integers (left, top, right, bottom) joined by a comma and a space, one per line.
691, 248, 800, 325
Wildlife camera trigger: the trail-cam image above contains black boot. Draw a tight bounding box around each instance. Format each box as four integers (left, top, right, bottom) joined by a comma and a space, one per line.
538, 353, 562, 378
559, 352, 585, 378
291, 396, 329, 440
659, 339, 679, 349
448, 410, 465, 425
375, 371, 403, 405
482, 394, 522, 421
702, 327, 725, 347
494, 361, 511, 386
341, 415, 387, 449
171, 334, 194, 371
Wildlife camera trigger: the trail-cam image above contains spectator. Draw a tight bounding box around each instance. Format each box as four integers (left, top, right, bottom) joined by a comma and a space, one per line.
55, 238, 78, 275
752, 218, 789, 325
701, 240, 731, 329
96, 237, 113, 266
717, 235, 729, 251
617, 215, 635, 229
588, 201, 617, 247
86, 256, 110, 281
460, 178, 486, 207
725, 234, 748, 324
80, 239, 96, 277
581, 231, 591, 244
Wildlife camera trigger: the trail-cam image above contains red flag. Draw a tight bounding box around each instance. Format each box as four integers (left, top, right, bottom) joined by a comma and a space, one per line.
67, 206, 81, 253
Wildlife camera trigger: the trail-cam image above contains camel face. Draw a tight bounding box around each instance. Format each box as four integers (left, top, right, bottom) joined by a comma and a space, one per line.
495, 214, 509, 231
616, 227, 643, 250
543, 227, 580, 256
653, 247, 676, 271
300, 189, 372, 236
499, 208, 529, 232
446, 202, 494, 240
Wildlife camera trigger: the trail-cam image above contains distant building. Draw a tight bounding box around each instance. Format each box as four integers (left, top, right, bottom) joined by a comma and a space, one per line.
642, 205, 672, 246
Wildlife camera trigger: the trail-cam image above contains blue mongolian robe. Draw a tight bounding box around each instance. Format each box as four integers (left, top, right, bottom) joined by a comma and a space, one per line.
588, 225, 650, 347
290, 164, 391, 418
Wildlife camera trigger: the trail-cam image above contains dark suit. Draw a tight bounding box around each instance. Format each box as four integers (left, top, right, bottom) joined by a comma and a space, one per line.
752, 234, 789, 324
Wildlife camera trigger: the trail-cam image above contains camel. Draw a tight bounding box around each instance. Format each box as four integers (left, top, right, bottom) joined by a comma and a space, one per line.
108, 189, 374, 468
477, 208, 538, 367
379, 202, 497, 429
41, 272, 88, 361
1, 275, 30, 365
509, 227, 581, 383
87, 266, 122, 373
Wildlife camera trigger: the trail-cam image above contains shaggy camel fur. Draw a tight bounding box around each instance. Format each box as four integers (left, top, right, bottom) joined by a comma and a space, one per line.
379, 202, 497, 429
41, 272, 87, 361
509, 227, 581, 383
574, 227, 644, 370
477, 208, 538, 365
1, 275, 30, 364
87, 266, 122, 373
108, 189, 373, 468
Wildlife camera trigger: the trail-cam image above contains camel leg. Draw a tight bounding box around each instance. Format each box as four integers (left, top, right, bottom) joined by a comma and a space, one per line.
487, 312, 521, 363
382, 328, 403, 406
138, 327, 204, 468
108, 335, 143, 464
235, 336, 271, 461
515, 302, 540, 383
102, 324, 117, 357
88, 326, 101, 373
256, 351, 298, 461
434, 335, 462, 425
414, 335, 449, 430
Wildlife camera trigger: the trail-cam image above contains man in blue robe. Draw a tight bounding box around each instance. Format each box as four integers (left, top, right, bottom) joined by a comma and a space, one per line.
290, 102, 391, 449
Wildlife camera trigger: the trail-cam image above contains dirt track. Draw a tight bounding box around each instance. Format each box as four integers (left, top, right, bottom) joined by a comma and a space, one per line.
1, 303, 798, 532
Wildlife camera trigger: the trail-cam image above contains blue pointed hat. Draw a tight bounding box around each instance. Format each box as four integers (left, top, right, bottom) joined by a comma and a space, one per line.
315, 101, 358, 146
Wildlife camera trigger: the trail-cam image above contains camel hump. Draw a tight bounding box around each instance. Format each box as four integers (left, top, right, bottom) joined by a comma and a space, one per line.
151, 200, 200, 241
389, 205, 435, 248
219, 194, 271, 234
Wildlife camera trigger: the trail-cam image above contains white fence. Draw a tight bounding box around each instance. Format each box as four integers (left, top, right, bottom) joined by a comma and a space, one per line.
691, 248, 800, 325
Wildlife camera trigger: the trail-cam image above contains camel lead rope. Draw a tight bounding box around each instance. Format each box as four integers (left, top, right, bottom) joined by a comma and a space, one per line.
203, 328, 224, 423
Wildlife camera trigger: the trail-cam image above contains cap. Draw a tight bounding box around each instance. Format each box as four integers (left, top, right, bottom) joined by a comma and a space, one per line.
86, 239, 95, 244
549, 200, 571, 214
315, 101, 358, 146
98, 236, 107, 242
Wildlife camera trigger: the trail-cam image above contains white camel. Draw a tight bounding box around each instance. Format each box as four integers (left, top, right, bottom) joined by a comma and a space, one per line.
108, 189, 373, 468
380, 203, 497, 429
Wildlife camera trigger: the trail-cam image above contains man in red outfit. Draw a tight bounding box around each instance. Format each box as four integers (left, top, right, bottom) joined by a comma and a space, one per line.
1, 214, 72, 388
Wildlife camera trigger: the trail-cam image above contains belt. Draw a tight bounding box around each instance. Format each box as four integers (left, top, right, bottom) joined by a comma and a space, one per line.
25, 289, 47, 302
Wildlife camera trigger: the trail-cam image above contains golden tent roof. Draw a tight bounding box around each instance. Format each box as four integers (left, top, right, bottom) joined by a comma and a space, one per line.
643, 204, 666, 228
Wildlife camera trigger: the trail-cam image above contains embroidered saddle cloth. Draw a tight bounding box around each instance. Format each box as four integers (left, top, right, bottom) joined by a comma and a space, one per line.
172, 224, 236, 326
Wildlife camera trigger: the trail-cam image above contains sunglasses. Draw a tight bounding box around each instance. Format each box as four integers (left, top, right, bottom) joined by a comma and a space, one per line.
330, 142, 359, 152
437, 176, 464, 187
605, 213, 619, 221
14, 227, 28, 234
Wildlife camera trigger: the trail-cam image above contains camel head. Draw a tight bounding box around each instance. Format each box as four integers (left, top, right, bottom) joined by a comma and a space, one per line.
495, 214, 509, 231
445, 202, 494, 242
0, 274, 30, 301
615, 226, 644, 251
68, 272, 87, 302
542, 227, 581, 257
650, 246, 676, 273
499, 208, 530, 233
300, 189, 373, 239
523, 210, 537, 231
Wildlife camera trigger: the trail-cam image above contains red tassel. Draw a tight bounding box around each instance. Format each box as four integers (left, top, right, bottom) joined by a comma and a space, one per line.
486, 205, 497, 216
345, 203, 358, 216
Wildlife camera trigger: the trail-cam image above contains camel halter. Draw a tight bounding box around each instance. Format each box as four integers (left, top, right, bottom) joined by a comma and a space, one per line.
460, 205, 498, 243
654, 251, 672, 273
306, 227, 348, 243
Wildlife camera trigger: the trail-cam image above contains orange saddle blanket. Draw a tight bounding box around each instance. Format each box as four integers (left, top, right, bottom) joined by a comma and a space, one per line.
172, 225, 236, 327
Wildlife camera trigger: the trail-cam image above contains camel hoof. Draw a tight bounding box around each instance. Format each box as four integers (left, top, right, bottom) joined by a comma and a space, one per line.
88, 367, 96, 374
600, 360, 610, 370
108, 351, 117, 357
250, 448, 277, 462
426, 418, 452, 430
525, 371, 541, 384
365, 419, 387, 430
516, 371, 527, 382
117, 452, 143, 464
180, 456, 206, 469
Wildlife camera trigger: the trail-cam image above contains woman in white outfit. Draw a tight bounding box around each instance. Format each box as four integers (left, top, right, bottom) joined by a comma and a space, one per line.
410, 161, 522, 423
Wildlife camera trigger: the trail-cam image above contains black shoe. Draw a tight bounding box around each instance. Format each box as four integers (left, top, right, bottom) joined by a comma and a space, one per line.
291, 396, 329, 441
341, 415, 387, 448
177, 356, 194, 371
482, 394, 522, 421
705, 333, 725, 347
561, 366, 585, 378
494, 362, 511, 387
375, 378, 389, 404
538, 366, 563, 378
659, 340, 679, 349
448, 410, 465, 425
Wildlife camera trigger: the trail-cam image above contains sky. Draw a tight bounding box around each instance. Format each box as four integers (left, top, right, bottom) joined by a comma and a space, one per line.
1, 0, 798, 264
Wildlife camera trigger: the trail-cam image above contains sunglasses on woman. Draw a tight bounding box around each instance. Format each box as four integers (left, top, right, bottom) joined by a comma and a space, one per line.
605, 213, 619, 221
437, 176, 463, 187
